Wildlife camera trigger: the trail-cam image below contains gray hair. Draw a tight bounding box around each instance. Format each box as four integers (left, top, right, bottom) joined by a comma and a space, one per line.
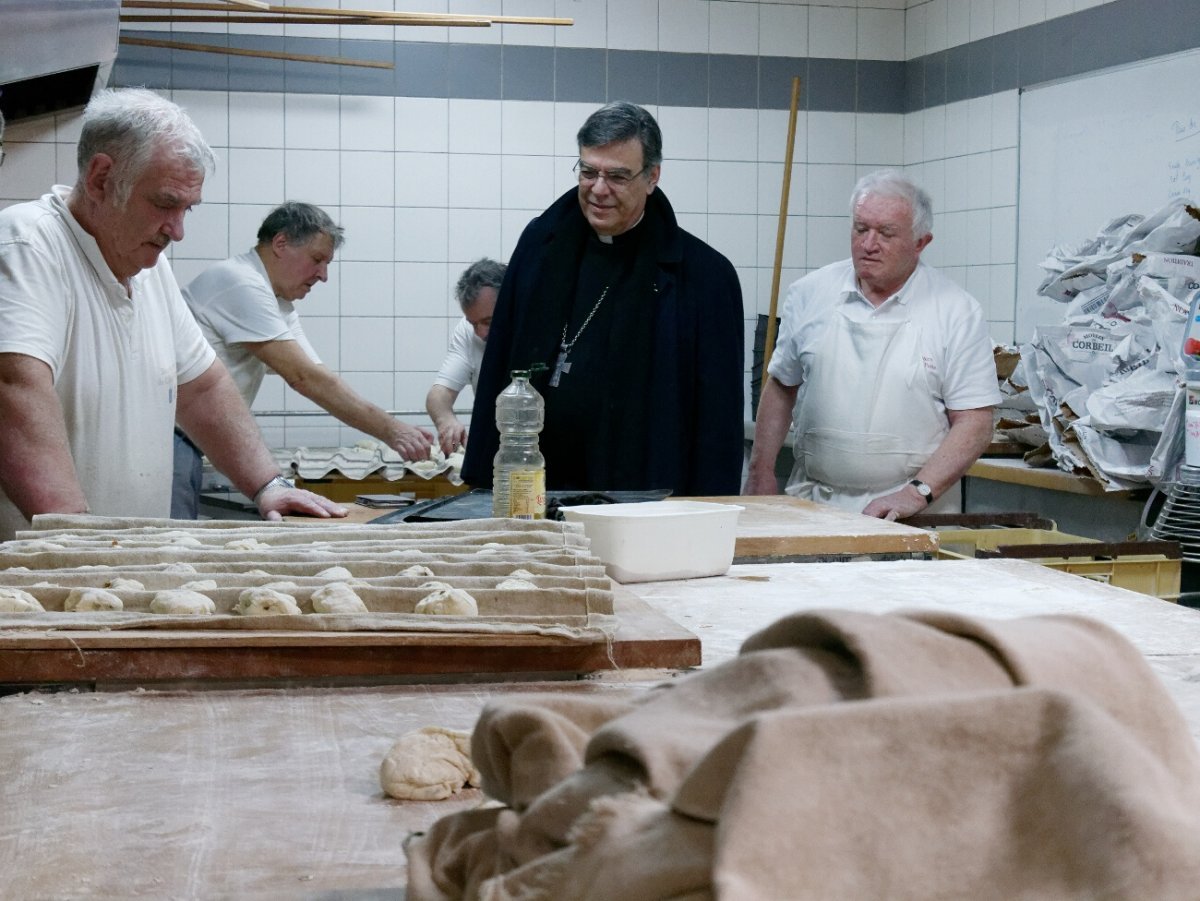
454, 258, 506, 311
577, 101, 663, 169
256, 201, 345, 250
76, 88, 216, 209
850, 169, 933, 240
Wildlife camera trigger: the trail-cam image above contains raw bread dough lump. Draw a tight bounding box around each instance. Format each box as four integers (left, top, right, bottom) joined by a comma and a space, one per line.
234, 587, 301, 616
379, 726, 480, 801
400, 564, 435, 577
180, 579, 219, 591
150, 589, 216, 615
225, 537, 271, 551
0, 587, 44, 613
316, 565, 355, 580
496, 578, 538, 590
414, 586, 479, 616
310, 582, 369, 614
104, 577, 145, 591
64, 588, 124, 612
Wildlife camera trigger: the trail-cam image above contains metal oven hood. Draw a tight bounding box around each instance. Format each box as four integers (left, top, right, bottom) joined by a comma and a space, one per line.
0, 0, 121, 123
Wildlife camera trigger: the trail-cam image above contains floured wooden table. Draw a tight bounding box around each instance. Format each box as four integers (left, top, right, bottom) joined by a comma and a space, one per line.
2, 558, 1199, 899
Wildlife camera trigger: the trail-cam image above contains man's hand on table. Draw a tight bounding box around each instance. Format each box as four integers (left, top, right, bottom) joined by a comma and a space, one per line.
254, 478, 347, 521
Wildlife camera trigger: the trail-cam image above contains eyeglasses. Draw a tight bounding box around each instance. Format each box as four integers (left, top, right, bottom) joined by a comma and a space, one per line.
574, 159, 648, 189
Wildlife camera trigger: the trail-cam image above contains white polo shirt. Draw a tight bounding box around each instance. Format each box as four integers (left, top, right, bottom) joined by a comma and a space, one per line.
769, 258, 1002, 411
0, 187, 216, 538
432, 317, 485, 394
183, 250, 321, 408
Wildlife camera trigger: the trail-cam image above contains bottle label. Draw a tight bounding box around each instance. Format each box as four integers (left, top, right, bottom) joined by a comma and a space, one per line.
508, 469, 546, 519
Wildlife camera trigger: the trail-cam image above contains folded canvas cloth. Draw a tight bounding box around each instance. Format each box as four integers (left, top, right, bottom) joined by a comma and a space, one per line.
405, 609, 1200, 901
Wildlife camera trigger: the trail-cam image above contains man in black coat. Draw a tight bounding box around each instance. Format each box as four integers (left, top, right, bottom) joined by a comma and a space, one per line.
462, 101, 745, 497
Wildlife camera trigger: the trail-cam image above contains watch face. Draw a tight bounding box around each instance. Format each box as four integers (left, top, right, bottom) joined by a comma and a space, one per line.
912, 480, 931, 498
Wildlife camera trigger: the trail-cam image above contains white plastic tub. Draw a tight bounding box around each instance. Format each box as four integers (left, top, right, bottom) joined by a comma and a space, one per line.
559, 500, 744, 583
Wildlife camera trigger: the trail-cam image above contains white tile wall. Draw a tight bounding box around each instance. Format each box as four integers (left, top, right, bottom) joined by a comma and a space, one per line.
0, 0, 1071, 444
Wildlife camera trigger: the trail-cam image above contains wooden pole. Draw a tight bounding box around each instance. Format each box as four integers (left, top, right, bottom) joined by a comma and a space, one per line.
121, 2, 571, 25
761, 76, 802, 387
121, 14, 486, 25
119, 35, 396, 68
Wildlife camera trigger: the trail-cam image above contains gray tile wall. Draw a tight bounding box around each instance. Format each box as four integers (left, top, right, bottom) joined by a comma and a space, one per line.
117, 0, 1200, 114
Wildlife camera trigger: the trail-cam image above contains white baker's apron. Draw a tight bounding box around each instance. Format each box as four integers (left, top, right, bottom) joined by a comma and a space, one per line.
785, 307, 960, 513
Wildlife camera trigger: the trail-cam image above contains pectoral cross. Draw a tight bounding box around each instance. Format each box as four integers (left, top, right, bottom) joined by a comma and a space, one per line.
549, 343, 571, 387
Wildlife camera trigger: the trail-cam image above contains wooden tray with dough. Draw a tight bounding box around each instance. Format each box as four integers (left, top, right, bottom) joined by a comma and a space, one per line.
0, 589, 696, 685
0, 517, 699, 685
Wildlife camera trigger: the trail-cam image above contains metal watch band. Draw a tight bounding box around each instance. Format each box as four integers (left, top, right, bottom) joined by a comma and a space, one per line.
252, 475, 292, 503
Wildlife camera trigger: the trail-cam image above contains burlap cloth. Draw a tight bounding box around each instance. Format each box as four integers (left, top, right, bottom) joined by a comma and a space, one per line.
405, 608, 1200, 900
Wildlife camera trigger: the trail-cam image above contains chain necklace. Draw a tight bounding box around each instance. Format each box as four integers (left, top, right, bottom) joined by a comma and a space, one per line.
549, 285, 609, 387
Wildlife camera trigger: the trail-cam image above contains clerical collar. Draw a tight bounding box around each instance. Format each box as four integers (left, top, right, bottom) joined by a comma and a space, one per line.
593, 211, 645, 245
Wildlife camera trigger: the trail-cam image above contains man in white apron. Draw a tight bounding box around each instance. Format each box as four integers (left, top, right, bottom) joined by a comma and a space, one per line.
745, 169, 1001, 520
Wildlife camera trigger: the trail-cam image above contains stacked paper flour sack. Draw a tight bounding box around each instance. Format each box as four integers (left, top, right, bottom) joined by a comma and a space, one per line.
1019, 199, 1200, 490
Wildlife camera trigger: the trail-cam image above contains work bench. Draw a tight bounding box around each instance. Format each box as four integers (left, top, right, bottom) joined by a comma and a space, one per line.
1, 557, 1197, 898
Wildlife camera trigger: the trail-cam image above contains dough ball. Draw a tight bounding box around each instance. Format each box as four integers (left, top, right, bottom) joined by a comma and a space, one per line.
180, 579, 219, 591
379, 727, 480, 801
104, 577, 145, 591
167, 534, 203, 548
235, 588, 301, 616
508, 568, 535, 579
244, 569, 271, 577
262, 580, 300, 592
475, 542, 506, 556
150, 590, 215, 615
399, 564, 435, 577
311, 582, 369, 614
414, 587, 478, 617
316, 565, 355, 580
496, 578, 538, 590
64, 588, 124, 612
418, 580, 453, 592
161, 562, 198, 574
225, 537, 271, 551
0, 588, 44, 613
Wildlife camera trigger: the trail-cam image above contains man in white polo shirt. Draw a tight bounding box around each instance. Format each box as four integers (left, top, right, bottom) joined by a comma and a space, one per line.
745, 169, 1000, 519
172, 202, 433, 517
424, 258, 504, 455
0, 88, 345, 540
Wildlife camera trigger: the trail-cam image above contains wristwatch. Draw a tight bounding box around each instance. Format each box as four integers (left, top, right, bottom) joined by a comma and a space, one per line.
909, 479, 933, 505
252, 474, 293, 503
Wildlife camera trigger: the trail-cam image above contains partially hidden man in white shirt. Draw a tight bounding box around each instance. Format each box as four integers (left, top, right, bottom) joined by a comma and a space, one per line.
0, 88, 345, 541
424, 258, 504, 455
173, 202, 433, 517
745, 168, 1002, 520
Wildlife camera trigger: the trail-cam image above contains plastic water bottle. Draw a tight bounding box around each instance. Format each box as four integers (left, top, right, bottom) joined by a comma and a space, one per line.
492, 369, 546, 519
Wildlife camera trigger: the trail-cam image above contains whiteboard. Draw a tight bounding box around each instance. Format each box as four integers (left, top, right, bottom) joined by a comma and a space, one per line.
1016, 48, 1200, 342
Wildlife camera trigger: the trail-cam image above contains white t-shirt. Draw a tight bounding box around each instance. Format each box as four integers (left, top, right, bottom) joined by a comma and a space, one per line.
769, 258, 1002, 411
0, 187, 216, 539
432, 317, 485, 395
183, 250, 321, 408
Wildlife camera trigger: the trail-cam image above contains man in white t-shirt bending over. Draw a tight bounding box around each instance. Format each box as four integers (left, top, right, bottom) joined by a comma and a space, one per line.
424, 258, 504, 455
173, 202, 432, 517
